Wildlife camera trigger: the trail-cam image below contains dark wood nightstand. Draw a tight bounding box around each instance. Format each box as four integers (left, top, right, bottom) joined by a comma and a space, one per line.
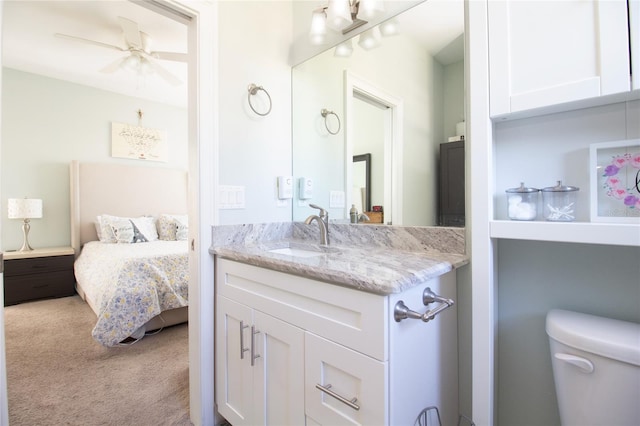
3, 247, 76, 306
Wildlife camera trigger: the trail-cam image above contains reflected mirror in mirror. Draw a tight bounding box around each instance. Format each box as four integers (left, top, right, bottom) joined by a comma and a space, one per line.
292, 0, 465, 226
353, 153, 371, 212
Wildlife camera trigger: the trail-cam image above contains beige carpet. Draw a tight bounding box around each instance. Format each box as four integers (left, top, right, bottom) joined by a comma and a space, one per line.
4, 295, 192, 426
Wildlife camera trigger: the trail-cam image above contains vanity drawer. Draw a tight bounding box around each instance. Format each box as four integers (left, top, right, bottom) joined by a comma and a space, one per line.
305, 332, 387, 426
216, 259, 388, 361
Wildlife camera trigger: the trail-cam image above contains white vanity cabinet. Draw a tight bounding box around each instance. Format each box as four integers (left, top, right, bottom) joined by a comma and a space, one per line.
216, 295, 306, 425
488, 0, 632, 117
215, 258, 459, 426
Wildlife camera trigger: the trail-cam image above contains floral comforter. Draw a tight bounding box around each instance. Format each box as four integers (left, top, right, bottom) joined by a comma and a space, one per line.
74, 241, 189, 346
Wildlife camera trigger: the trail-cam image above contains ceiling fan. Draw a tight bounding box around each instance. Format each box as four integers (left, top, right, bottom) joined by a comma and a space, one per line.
55, 16, 187, 86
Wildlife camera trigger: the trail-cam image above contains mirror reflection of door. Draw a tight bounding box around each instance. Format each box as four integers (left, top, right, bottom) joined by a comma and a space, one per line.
353, 96, 386, 217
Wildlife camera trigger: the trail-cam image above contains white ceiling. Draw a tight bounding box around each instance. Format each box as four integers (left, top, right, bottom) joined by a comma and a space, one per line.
397, 0, 464, 65
2, 1, 188, 108
2, 1, 463, 109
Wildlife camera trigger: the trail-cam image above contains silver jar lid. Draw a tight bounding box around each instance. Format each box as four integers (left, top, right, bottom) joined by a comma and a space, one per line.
542, 180, 579, 192
506, 182, 539, 193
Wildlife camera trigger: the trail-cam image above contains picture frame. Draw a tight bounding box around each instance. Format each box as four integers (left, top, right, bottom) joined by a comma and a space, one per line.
111, 122, 168, 162
589, 139, 640, 223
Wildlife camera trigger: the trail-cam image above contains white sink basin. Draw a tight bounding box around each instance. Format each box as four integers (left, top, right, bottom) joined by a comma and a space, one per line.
267, 247, 326, 258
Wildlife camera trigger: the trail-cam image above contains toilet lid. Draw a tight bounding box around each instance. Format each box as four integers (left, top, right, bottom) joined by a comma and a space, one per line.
546, 309, 640, 366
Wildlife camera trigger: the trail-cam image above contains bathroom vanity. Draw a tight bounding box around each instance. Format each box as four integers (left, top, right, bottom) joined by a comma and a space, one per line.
212, 223, 468, 426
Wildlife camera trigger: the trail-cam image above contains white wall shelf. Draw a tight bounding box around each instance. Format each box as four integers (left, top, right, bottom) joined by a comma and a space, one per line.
490, 220, 640, 247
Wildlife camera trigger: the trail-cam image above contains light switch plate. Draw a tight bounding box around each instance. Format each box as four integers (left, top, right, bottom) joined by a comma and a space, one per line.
219, 185, 245, 209
329, 190, 346, 208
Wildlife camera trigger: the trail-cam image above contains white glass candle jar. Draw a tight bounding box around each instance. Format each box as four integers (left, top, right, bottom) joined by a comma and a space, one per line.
542, 181, 579, 221
506, 183, 539, 220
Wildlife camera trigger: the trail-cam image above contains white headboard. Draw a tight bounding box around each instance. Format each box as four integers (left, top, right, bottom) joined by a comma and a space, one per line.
70, 161, 188, 253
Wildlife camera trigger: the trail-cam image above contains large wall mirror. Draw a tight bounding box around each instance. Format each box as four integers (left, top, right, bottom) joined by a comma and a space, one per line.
292, 0, 465, 226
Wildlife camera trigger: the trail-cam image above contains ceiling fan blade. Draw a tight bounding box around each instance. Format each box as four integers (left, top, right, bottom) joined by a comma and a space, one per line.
145, 57, 182, 86
118, 16, 142, 49
100, 58, 125, 74
150, 51, 188, 63
55, 33, 125, 52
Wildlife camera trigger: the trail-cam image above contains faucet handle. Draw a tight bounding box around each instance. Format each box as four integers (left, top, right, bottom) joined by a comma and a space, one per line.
309, 204, 328, 218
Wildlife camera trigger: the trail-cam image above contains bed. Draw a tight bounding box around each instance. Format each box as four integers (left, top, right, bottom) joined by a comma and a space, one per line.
70, 160, 189, 346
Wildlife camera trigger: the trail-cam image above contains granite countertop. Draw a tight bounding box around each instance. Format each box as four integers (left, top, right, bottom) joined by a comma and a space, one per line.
210, 222, 469, 295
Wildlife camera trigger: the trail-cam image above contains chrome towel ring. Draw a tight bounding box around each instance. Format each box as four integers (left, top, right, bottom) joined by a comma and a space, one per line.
247, 83, 272, 116
321, 109, 341, 135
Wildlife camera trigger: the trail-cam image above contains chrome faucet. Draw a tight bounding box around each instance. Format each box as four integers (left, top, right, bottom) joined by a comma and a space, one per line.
304, 204, 329, 245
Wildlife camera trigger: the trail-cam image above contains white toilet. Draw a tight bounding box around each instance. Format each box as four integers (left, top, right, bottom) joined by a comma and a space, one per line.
546, 309, 640, 426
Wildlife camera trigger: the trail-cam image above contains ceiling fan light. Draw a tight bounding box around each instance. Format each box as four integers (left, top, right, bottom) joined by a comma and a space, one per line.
326, 0, 353, 31
358, 0, 385, 20
334, 39, 353, 57
358, 26, 381, 50
139, 57, 154, 75
379, 18, 400, 37
309, 8, 328, 45
124, 54, 141, 71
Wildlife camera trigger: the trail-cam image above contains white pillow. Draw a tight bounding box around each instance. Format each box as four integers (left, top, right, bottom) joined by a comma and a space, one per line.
98, 215, 158, 244
157, 214, 188, 241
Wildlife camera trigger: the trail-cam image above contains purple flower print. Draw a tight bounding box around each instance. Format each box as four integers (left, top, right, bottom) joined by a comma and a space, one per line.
624, 195, 638, 208
603, 164, 620, 177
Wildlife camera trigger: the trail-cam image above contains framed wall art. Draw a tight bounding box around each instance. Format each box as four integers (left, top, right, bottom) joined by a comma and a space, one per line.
111, 121, 168, 162
589, 139, 640, 223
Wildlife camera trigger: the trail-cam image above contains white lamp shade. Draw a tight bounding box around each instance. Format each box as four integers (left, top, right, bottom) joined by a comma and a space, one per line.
8, 198, 43, 219
334, 39, 354, 57
309, 8, 328, 45
380, 18, 400, 37
326, 0, 353, 31
358, 26, 382, 50
358, 0, 385, 19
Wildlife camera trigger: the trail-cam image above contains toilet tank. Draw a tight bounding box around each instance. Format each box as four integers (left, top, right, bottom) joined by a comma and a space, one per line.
546, 309, 640, 426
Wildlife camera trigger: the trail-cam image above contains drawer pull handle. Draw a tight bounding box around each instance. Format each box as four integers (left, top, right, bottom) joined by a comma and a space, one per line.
315, 383, 360, 411
239, 321, 249, 359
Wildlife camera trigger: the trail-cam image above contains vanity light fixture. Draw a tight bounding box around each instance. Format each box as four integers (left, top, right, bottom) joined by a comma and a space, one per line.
308, 0, 385, 45
7, 197, 43, 251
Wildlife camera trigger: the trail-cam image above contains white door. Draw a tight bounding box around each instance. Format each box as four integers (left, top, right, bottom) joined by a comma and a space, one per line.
253, 311, 305, 426
216, 296, 254, 426
488, 0, 630, 116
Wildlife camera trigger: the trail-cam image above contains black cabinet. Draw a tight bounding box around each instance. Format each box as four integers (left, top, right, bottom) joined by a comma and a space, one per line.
3, 247, 76, 306
438, 140, 465, 227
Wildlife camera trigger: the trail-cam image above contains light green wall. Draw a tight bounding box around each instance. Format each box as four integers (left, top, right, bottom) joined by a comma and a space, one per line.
1, 68, 188, 251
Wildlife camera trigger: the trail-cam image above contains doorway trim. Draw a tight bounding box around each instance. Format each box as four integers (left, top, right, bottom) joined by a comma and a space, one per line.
344, 71, 403, 225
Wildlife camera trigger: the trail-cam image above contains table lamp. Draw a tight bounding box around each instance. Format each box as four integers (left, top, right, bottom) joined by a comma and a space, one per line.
7, 198, 43, 251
